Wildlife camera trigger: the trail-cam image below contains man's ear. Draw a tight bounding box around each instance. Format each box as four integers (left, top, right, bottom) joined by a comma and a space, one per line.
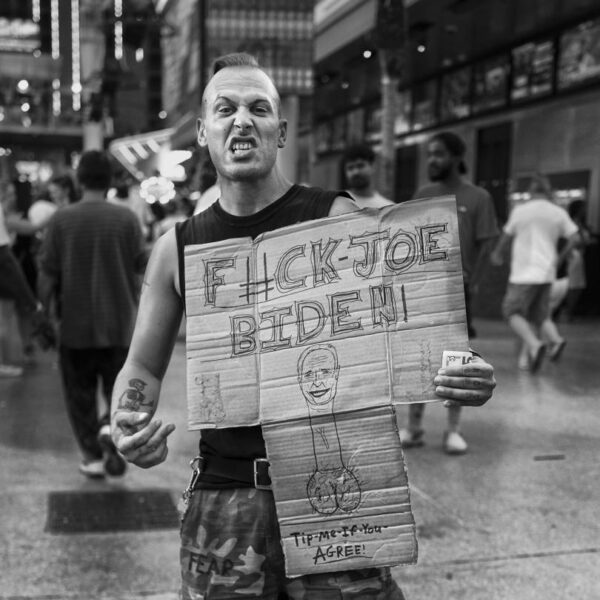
197, 118, 207, 147
277, 119, 288, 149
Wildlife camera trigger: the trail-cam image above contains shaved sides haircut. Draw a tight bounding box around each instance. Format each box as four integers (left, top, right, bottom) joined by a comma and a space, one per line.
200, 52, 282, 117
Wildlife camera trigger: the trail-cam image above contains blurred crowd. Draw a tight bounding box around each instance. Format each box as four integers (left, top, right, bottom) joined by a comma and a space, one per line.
0, 164, 202, 372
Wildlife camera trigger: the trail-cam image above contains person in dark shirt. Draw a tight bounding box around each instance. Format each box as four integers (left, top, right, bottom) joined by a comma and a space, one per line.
400, 131, 499, 456
110, 53, 496, 599
39, 150, 146, 479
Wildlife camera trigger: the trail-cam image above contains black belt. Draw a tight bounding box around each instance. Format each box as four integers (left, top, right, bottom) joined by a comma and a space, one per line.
193, 455, 272, 490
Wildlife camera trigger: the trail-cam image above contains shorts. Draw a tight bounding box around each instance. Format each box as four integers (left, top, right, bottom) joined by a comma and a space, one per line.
180, 487, 406, 600
501, 283, 551, 327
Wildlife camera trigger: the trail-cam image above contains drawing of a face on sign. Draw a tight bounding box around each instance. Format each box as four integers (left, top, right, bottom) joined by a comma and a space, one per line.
298, 344, 361, 515
297, 345, 340, 410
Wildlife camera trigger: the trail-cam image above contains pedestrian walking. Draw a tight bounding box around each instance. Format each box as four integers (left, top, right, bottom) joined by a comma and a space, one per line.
490, 173, 579, 373
562, 199, 593, 319
0, 181, 53, 372
110, 53, 496, 599
400, 131, 499, 455
38, 150, 147, 479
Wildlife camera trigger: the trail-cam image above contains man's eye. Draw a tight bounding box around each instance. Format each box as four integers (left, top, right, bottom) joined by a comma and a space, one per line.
304, 371, 313, 379
217, 106, 233, 114
254, 105, 269, 114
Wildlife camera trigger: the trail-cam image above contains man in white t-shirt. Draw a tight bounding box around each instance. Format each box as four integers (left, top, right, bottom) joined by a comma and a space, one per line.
341, 143, 393, 209
490, 174, 579, 373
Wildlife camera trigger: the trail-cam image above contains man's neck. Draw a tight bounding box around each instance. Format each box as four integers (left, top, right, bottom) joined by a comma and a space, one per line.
80, 189, 106, 203
434, 172, 463, 190
348, 186, 374, 199
219, 170, 292, 216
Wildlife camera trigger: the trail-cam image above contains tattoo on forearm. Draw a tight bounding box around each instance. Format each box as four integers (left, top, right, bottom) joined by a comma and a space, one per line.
118, 378, 150, 410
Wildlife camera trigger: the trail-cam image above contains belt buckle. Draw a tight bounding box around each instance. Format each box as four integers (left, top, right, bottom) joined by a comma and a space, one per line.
253, 458, 271, 490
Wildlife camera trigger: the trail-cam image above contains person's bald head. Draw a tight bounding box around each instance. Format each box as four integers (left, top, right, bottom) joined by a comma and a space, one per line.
200, 53, 281, 118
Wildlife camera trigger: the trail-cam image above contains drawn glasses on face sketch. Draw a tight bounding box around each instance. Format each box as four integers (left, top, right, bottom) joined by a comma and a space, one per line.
298, 345, 362, 515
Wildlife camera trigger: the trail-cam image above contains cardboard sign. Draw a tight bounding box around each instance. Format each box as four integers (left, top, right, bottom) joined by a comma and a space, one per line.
184, 195, 468, 575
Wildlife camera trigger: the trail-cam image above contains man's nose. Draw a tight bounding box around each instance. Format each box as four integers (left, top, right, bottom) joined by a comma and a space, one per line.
233, 108, 252, 130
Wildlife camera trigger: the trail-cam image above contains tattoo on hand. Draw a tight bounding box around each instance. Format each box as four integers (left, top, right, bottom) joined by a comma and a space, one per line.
118, 378, 149, 410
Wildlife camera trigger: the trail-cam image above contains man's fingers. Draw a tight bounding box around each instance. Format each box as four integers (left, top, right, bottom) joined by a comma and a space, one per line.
434, 356, 496, 406
435, 386, 491, 406
114, 410, 150, 432
438, 359, 494, 378
117, 420, 174, 455
117, 419, 161, 453
135, 422, 176, 456
134, 439, 170, 469
434, 375, 494, 390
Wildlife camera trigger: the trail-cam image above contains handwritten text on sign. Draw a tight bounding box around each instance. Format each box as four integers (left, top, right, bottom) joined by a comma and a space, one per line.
183, 196, 467, 576
203, 223, 447, 356
184, 195, 468, 429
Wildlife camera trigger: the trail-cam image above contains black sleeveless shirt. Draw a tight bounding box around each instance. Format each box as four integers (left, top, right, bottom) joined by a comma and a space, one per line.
175, 184, 348, 488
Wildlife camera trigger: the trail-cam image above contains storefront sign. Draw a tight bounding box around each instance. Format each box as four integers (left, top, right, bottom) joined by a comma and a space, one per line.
0, 18, 40, 53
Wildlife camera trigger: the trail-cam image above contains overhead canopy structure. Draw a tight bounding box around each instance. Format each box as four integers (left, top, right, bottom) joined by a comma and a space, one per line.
108, 127, 176, 180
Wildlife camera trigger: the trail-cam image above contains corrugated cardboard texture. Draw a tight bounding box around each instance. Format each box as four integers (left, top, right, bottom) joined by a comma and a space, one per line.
184, 195, 467, 429
183, 195, 467, 575
263, 406, 417, 576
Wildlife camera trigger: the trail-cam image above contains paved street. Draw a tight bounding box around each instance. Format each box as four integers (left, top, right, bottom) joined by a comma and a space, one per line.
1, 318, 599, 599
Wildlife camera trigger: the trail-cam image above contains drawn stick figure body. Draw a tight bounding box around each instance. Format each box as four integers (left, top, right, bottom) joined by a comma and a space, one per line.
297, 344, 361, 515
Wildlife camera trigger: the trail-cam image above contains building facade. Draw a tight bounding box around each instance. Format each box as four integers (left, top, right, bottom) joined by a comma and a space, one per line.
0, 0, 164, 184
312, 0, 600, 316
155, 0, 315, 185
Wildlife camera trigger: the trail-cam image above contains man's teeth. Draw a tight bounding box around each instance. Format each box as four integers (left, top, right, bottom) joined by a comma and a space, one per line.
232, 142, 252, 152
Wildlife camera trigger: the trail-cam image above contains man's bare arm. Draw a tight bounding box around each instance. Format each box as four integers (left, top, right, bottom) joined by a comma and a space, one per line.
111, 228, 183, 468
490, 232, 512, 266
557, 232, 579, 271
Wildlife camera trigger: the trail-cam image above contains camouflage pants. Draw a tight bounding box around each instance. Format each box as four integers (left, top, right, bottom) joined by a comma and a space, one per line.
180, 487, 406, 600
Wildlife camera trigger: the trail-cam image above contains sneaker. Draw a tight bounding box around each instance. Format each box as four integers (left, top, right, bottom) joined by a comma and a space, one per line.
79, 459, 105, 479
0, 364, 24, 378
399, 428, 425, 448
98, 424, 127, 477
444, 431, 468, 455
549, 339, 566, 362
529, 343, 546, 374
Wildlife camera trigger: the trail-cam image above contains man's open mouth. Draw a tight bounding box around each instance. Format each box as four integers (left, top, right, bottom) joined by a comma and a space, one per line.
230, 140, 256, 153
310, 388, 330, 399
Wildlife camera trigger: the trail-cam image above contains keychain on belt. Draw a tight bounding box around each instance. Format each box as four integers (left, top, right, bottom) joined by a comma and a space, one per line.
181, 455, 203, 506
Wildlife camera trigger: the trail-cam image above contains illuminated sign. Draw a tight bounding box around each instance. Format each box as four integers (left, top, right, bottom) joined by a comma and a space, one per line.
0, 18, 40, 53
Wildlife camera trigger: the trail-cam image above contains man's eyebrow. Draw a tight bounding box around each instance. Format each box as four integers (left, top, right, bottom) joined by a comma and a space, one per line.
214, 93, 273, 105
213, 94, 234, 104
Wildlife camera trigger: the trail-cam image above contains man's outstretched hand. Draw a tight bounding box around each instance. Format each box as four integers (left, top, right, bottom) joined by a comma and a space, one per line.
434, 356, 496, 407
111, 411, 176, 468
